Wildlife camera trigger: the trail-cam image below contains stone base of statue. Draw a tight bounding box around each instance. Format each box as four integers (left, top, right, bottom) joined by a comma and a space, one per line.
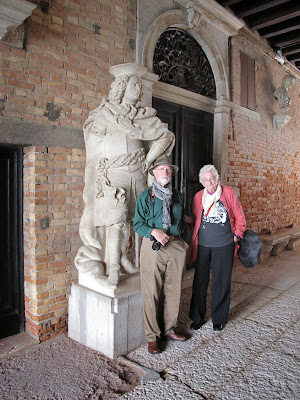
68, 272, 146, 358
273, 113, 291, 130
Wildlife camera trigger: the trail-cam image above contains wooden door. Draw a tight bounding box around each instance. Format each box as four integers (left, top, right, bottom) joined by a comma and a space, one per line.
0, 147, 24, 339
153, 98, 213, 211
153, 98, 213, 241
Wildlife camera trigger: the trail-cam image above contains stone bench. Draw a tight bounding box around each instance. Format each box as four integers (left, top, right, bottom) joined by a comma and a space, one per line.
259, 227, 300, 260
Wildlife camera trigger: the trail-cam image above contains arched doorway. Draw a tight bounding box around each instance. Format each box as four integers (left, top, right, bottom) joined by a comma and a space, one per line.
152, 28, 216, 217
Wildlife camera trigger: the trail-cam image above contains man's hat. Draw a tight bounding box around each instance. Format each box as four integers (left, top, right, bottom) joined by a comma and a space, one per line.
148, 154, 179, 176
238, 230, 262, 268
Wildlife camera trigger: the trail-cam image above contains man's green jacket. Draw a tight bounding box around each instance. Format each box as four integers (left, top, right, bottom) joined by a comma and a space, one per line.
133, 186, 185, 238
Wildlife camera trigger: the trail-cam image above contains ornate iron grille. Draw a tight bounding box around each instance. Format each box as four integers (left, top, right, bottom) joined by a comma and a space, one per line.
153, 28, 216, 99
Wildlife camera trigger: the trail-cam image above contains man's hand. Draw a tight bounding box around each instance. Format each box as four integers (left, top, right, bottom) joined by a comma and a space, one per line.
151, 229, 169, 246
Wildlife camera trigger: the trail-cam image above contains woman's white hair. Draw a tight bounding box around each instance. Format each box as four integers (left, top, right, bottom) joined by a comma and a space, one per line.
199, 164, 219, 185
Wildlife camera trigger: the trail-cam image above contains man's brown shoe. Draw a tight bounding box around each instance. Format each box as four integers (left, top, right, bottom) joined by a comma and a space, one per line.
166, 332, 186, 342
148, 341, 160, 354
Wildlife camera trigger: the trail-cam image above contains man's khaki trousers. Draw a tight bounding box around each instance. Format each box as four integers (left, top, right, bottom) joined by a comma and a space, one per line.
140, 237, 188, 342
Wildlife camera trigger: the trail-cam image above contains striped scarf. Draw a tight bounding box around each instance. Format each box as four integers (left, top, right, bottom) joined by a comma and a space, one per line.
152, 181, 173, 230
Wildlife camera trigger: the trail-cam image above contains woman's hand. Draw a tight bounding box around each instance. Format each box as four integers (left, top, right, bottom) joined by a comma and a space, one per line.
233, 234, 240, 243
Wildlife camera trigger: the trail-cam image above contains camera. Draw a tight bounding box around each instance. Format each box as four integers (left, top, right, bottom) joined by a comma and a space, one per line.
150, 235, 161, 251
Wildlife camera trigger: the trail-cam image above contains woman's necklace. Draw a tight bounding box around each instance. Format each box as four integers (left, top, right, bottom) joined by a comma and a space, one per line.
202, 202, 215, 229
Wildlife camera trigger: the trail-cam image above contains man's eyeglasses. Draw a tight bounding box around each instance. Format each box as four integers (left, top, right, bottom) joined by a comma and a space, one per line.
154, 167, 172, 173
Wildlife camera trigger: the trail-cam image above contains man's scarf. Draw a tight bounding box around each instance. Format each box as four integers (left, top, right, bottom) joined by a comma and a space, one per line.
152, 181, 173, 230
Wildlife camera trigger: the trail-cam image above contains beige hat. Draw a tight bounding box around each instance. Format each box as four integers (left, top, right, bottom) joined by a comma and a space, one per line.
148, 154, 179, 176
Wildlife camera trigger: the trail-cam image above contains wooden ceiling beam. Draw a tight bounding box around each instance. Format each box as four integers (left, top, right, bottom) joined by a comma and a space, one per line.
269, 30, 300, 47
214, 0, 300, 71
233, 0, 290, 18
281, 43, 300, 55
218, 0, 244, 7
259, 17, 300, 38
286, 52, 300, 62
247, 3, 300, 29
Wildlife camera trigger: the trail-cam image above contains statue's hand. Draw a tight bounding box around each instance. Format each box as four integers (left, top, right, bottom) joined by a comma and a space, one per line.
141, 159, 150, 174
126, 125, 143, 139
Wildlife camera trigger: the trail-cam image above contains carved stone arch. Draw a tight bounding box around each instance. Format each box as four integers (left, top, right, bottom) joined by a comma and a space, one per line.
143, 11, 186, 75
142, 10, 229, 101
153, 27, 216, 99
142, 9, 231, 181
184, 27, 230, 102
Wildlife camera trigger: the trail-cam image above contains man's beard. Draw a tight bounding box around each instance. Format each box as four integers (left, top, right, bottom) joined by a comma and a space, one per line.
157, 177, 171, 186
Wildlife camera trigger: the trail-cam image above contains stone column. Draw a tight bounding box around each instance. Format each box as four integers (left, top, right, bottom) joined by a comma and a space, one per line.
141, 72, 159, 106
213, 100, 231, 184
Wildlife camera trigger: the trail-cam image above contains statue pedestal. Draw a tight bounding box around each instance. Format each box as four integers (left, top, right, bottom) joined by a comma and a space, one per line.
273, 113, 291, 130
68, 273, 146, 358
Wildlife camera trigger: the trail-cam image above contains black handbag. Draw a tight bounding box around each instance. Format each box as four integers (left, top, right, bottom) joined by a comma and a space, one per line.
237, 230, 262, 268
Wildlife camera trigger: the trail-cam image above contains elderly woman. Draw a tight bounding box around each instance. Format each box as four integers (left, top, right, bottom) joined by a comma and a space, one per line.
186, 164, 246, 331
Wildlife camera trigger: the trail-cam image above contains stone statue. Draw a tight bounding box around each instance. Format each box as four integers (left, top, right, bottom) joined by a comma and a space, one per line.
273, 74, 294, 130
273, 74, 294, 114
75, 64, 175, 289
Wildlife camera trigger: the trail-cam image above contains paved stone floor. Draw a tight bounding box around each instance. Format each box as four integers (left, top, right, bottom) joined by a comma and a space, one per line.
122, 246, 300, 400
0, 246, 299, 399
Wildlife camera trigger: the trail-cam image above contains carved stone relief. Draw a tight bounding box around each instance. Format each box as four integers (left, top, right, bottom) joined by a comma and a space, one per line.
0, 0, 36, 48
153, 27, 216, 99
273, 74, 295, 130
1, 22, 26, 48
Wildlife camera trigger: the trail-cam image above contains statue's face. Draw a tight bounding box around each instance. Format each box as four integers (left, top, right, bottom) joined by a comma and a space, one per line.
123, 76, 141, 103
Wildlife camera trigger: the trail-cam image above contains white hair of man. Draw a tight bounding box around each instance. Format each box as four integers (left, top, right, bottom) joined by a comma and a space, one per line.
198, 164, 219, 185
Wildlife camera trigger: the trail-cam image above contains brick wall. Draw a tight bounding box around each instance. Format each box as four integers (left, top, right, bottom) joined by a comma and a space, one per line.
0, 0, 137, 340
228, 34, 300, 234
23, 146, 85, 341
0, 0, 136, 126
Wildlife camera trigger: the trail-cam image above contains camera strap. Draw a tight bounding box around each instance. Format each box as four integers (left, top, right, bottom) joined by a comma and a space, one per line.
149, 187, 169, 243
150, 187, 155, 203
150, 187, 155, 227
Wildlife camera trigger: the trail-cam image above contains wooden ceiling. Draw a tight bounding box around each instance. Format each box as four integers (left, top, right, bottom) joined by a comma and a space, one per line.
215, 0, 300, 71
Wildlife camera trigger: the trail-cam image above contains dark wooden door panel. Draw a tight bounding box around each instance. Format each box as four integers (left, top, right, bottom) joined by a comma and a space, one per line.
0, 148, 24, 339
181, 107, 213, 214
153, 98, 213, 244
152, 100, 182, 188
153, 98, 213, 208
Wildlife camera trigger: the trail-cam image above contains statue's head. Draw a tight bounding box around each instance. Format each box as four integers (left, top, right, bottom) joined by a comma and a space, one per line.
109, 74, 142, 106
282, 74, 294, 90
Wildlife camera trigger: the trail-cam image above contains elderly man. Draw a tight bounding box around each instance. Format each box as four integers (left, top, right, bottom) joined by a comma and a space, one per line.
133, 155, 188, 354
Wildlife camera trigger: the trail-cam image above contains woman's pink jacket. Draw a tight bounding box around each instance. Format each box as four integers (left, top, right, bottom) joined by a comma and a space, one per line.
187, 186, 246, 265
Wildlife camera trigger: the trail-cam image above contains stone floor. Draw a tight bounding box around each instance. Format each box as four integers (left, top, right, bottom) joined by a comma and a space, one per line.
0, 246, 299, 400
122, 246, 300, 400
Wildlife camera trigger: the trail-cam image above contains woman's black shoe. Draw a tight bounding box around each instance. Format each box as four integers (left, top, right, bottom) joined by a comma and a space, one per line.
190, 321, 205, 330
213, 324, 225, 331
